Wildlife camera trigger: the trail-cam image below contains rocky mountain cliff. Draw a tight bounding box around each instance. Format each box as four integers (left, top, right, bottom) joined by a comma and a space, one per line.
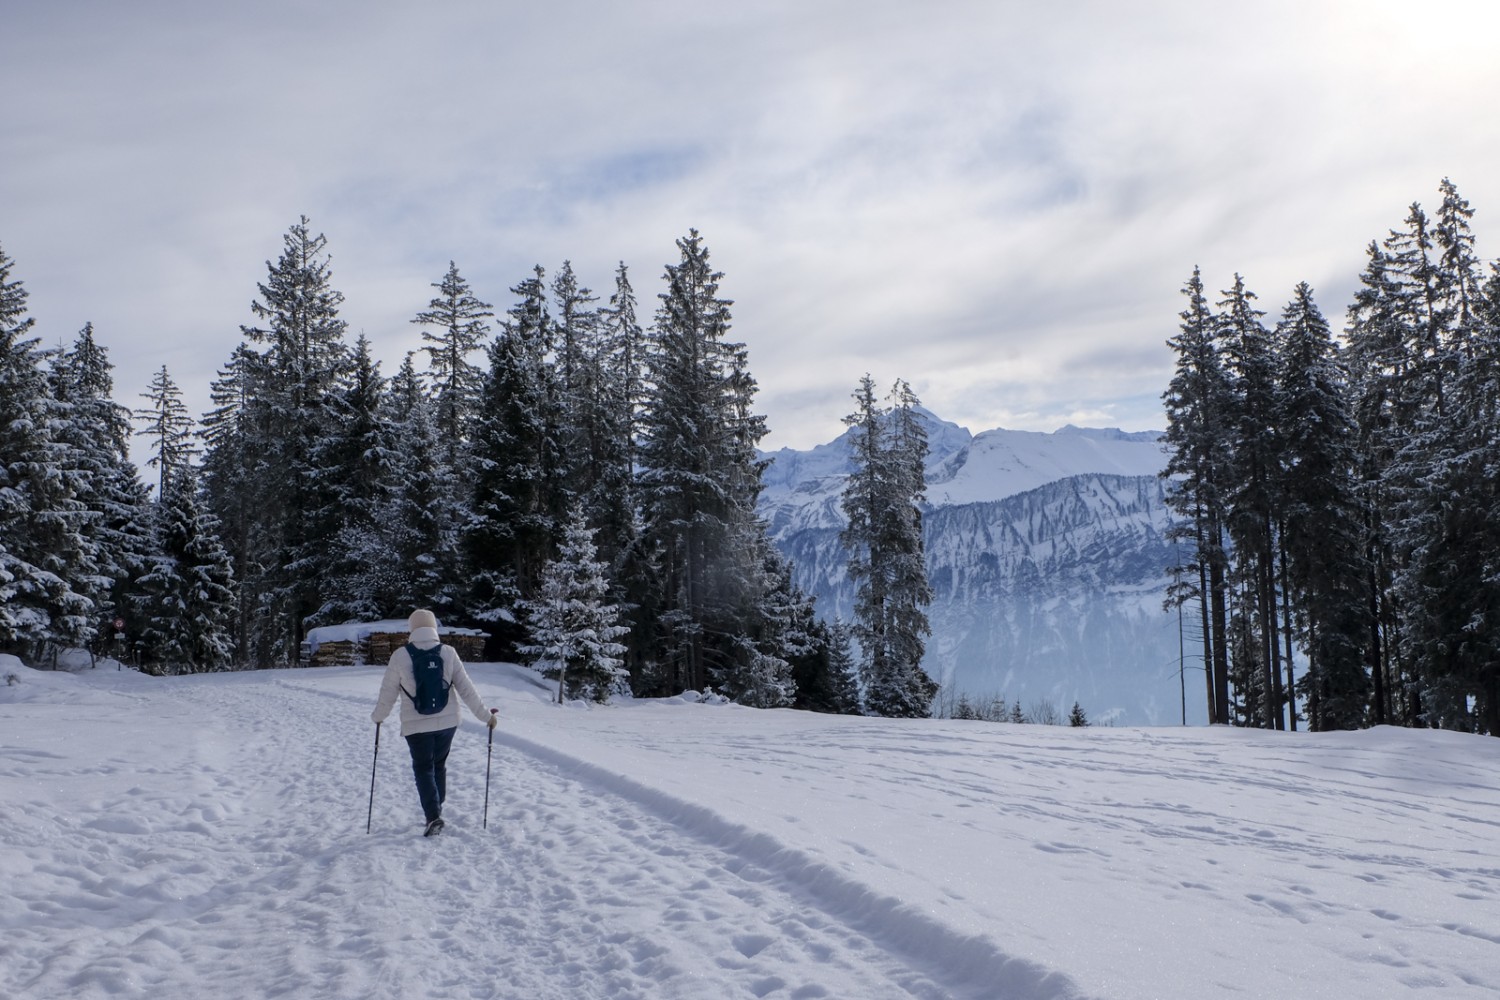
760, 414, 1201, 725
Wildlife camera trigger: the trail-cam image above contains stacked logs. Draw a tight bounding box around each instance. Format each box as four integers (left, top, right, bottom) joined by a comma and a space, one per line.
364, 630, 488, 665
307, 640, 359, 667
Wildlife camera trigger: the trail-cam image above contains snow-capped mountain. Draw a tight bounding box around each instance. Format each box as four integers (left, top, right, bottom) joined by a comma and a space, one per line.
760, 413, 1195, 725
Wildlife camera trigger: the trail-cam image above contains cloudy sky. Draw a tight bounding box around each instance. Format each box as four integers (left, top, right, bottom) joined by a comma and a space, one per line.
4, 0, 1499, 452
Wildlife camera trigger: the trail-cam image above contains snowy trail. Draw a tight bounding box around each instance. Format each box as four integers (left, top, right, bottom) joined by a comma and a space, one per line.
2, 672, 1083, 1000
7, 662, 1500, 1000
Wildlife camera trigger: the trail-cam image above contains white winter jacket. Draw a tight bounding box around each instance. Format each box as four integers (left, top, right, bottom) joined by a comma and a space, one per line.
371, 626, 491, 735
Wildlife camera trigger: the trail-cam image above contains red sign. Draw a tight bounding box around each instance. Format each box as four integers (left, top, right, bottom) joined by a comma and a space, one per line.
113, 618, 125, 630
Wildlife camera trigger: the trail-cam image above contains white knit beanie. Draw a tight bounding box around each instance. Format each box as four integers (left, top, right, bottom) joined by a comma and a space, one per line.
408, 609, 438, 632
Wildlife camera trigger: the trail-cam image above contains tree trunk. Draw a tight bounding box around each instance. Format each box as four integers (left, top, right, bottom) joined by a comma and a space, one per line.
1367, 557, 1386, 726
1196, 527, 1216, 725
1277, 538, 1297, 731
1208, 520, 1231, 726
1259, 539, 1283, 730
1306, 617, 1321, 730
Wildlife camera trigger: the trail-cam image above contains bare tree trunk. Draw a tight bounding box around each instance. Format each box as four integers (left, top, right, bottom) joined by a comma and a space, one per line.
1280, 542, 1298, 731
1208, 519, 1231, 726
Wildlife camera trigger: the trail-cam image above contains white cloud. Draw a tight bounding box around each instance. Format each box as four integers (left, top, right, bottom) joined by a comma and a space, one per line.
4, 0, 1500, 453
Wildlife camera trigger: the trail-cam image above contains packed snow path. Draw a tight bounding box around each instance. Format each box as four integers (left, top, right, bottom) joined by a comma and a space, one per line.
3, 671, 1069, 1000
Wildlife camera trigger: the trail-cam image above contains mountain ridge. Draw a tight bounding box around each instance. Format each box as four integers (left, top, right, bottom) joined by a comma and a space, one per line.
759, 414, 1196, 725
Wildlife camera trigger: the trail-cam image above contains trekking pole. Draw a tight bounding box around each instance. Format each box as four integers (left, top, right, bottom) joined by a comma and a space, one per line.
366, 722, 381, 834
483, 709, 498, 830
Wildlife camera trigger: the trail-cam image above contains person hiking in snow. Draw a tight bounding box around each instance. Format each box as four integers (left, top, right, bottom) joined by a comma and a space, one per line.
372, 609, 498, 836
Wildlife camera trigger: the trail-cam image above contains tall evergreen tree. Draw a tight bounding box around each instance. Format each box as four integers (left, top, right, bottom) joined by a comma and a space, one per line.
1387, 182, 1500, 733
592, 261, 648, 581
1343, 241, 1411, 724
52, 324, 152, 644
602, 262, 647, 475
412, 260, 491, 472
1433, 178, 1484, 353
840, 375, 938, 718
1367, 181, 1486, 729
1276, 284, 1370, 730
134, 464, 236, 674
1161, 267, 1232, 724
551, 260, 596, 401
198, 344, 264, 664
378, 354, 464, 616
1382, 202, 1447, 419
305, 335, 399, 626
216, 216, 352, 665
1219, 275, 1287, 728
632, 230, 788, 701
0, 245, 94, 659
552, 260, 633, 569
135, 366, 197, 498
463, 270, 562, 649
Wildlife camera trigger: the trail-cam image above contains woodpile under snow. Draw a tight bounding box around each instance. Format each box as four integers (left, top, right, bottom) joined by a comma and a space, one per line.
302, 620, 490, 667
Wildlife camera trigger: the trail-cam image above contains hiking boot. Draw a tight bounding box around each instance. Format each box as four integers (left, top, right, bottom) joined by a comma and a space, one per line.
423, 816, 445, 837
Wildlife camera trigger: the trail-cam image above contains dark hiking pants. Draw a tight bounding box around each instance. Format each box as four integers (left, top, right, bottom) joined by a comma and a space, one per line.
405, 727, 457, 824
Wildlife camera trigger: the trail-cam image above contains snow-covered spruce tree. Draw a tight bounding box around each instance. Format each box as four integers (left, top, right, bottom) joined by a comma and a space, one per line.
412, 260, 491, 475
1305, 178, 1500, 732
1380, 201, 1448, 420
839, 375, 938, 718
1433, 178, 1485, 352
827, 620, 863, 715
841, 376, 891, 709
799, 617, 863, 715
1388, 383, 1489, 731
589, 262, 648, 585
207, 217, 352, 665
133, 464, 236, 674
377, 353, 465, 617
1275, 283, 1370, 731
304, 335, 399, 626
1348, 189, 1469, 725
632, 230, 792, 704
1346, 181, 1489, 730
0, 244, 95, 660
552, 261, 632, 573
198, 344, 265, 664
1387, 182, 1500, 733
520, 503, 629, 703
1343, 241, 1412, 725
463, 269, 564, 652
882, 380, 936, 711
551, 260, 596, 403
602, 262, 647, 478
50, 323, 153, 648
135, 365, 197, 499
714, 542, 802, 709
1218, 275, 1287, 728
1161, 267, 1233, 724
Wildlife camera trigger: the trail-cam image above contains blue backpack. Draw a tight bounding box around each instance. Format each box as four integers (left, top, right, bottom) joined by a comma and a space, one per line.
400, 643, 451, 715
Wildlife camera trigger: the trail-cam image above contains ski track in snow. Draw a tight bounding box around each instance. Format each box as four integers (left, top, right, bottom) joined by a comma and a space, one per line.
1, 675, 1082, 1000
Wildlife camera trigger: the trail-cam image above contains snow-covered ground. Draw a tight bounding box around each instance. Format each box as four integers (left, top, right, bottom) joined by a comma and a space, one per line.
3, 655, 1498, 999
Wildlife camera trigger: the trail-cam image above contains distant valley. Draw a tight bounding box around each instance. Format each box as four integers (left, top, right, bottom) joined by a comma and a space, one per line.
760, 415, 1200, 726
